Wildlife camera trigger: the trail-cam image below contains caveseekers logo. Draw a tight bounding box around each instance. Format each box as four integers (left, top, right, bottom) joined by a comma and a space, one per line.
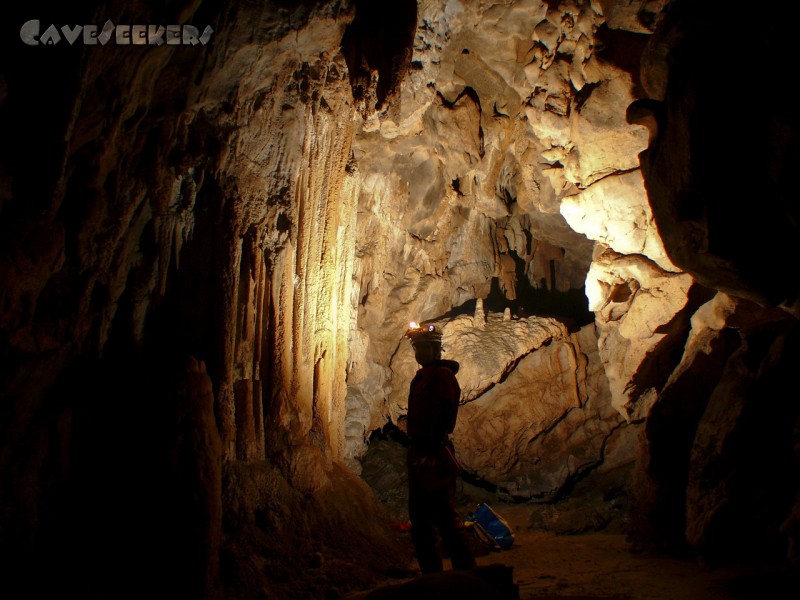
20, 19, 214, 46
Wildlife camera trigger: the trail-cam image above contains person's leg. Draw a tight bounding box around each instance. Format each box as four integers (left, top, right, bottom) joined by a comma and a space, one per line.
432, 483, 476, 571
408, 482, 444, 573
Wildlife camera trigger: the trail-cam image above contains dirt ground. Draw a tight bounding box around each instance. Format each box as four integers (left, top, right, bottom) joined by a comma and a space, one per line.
475, 504, 794, 599
345, 503, 799, 600
354, 439, 798, 599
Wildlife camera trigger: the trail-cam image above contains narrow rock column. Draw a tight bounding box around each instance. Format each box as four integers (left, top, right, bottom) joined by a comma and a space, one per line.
263, 113, 358, 468
474, 297, 486, 328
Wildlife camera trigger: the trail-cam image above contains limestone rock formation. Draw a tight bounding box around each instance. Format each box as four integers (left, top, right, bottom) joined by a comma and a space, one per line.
2, 1, 405, 597
625, 0, 800, 563
587, 247, 694, 418
345, 0, 662, 470
1, 0, 799, 598
560, 170, 678, 273
379, 313, 633, 506
452, 323, 632, 501
388, 312, 569, 421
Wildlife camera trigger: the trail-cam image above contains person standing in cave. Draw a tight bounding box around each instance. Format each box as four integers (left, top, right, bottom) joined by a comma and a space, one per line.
404, 323, 476, 574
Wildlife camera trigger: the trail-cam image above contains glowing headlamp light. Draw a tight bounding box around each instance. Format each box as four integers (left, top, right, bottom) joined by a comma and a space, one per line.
404, 321, 442, 343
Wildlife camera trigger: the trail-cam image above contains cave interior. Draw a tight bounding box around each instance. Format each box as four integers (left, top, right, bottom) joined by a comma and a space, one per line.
1, 0, 799, 598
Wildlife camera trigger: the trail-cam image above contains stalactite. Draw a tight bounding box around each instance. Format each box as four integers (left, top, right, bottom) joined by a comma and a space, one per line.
233, 231, 268, 461
291, 100, 358, 462
210, 66, 361, 467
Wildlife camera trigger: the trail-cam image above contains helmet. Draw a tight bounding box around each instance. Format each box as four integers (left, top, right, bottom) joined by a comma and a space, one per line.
405, 322, 443, 345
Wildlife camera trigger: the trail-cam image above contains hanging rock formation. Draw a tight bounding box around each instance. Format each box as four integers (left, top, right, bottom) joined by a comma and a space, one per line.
2, 1, 406, 597
345, 0, 658, 465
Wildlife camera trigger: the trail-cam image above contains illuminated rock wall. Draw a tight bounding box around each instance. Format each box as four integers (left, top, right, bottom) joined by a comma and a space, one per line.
345, 0, 800, 568
1, 0, 798, 596
345, 0, 666, 463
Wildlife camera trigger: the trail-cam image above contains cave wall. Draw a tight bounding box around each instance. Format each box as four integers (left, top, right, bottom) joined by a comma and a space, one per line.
626, 0, 800, 565
344, 0, 677, 467
1, 1, 406, 597
1, 0, 799, 597
341, 0, 719, 548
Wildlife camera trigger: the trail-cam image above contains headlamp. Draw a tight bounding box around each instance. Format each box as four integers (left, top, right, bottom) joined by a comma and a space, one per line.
404, 321, 442, 344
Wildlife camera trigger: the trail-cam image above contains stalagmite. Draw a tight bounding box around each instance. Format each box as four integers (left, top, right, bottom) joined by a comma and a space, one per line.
474, 297, 486, 328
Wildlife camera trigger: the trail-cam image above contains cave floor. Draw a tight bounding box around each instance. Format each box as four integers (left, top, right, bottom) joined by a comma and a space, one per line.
344, 503, 797, 600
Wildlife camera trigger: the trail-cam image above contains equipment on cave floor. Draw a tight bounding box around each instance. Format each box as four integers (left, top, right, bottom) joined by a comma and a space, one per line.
465, 503, 515, 551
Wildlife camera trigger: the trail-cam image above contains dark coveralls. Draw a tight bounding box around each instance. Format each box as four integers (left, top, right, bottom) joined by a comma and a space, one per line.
406, 358, 476, 573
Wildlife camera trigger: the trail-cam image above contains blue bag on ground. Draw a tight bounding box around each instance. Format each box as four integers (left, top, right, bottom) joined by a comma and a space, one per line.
465, 502, 514, 550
